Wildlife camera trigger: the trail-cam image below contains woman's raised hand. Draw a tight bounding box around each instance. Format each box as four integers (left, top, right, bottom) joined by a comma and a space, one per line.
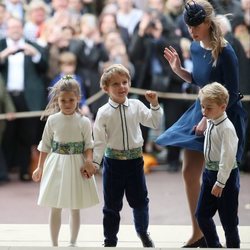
164, 46, 182, 73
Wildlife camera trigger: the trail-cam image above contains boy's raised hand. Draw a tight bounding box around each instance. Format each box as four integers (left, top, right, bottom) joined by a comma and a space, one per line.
145, 90, 159, 107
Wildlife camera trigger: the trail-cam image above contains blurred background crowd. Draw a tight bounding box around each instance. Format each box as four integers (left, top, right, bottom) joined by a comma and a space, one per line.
0, 0, 249, 183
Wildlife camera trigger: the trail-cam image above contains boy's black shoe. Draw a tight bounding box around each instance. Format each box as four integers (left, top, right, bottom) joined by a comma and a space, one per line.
137, 232, 155, 248
103, 243, 116, 247
103, 241, 117, 247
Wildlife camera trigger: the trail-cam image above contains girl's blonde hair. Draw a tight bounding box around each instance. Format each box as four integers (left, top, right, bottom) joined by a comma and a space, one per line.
198, 82, 229, 106
100, 64, 131, 89
41, 75, 81, 120
186, 0, 227, 64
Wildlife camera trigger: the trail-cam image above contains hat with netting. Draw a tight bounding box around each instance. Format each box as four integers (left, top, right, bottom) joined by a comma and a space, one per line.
184, 0, 206, 26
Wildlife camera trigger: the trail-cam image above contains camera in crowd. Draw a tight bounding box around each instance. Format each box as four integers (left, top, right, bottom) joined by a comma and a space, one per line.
147, 20, 157, 29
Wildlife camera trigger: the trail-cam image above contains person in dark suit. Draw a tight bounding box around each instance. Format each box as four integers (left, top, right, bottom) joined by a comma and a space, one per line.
0, 17, 48, 181
0, 74, 15, 183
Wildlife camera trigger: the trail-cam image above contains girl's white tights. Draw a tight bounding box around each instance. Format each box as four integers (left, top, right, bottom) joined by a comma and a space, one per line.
69, 209, 80, 246
49, 208, 62, 246
49, 208, 80, 247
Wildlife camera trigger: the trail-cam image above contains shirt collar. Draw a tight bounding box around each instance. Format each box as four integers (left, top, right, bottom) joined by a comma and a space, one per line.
210, 112, 228, 126
108, 97, 129, 109
83, 38, 94, 48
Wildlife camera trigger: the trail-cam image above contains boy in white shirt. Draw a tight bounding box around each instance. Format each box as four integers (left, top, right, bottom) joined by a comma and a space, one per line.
93, 64, 163, 247
196, 82, 240, 248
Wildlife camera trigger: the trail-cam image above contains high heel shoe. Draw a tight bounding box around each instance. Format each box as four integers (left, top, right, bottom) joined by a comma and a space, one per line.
182, 236, 207, 248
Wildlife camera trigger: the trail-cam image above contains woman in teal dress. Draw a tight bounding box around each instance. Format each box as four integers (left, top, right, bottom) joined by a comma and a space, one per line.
156, 0, 247, 247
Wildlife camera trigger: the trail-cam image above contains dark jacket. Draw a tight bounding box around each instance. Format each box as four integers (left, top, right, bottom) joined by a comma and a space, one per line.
0, 39, 48, 111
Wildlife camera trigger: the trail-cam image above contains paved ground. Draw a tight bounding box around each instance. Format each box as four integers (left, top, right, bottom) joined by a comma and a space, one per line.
0, 224, 250, 248
0, 166, 250, 226
0, 166, 250, 249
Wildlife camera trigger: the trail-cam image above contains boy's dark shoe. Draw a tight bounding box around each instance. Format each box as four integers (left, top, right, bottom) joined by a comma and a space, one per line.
103, 243, 116, 247
103, 240, 117, 247
137, 232, 155, 248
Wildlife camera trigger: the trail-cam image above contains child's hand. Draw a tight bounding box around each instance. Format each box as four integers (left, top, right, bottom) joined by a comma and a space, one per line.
211, 184, 223, 198
80, 160, 97, 179
80, 167, 89, 178
193, 117, 207, 136
32, 167, 43, 182
145, 90, 159, 107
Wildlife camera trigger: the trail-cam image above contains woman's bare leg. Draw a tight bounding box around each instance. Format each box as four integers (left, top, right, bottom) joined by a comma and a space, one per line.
49, 208, 62, 246
182, 149, 205, 245
69, 209, 80, 246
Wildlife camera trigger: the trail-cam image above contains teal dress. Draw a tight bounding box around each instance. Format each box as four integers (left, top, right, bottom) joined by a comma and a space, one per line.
156, 41, 247, 162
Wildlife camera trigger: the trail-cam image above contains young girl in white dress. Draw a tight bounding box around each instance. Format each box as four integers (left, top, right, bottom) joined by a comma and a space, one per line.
32, 75, 99, 247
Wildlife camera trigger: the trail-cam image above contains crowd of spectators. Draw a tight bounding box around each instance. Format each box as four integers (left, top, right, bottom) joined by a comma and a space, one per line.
0, 0, 249, 182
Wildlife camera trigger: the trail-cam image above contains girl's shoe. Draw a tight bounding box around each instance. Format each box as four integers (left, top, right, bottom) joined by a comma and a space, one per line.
68, 243, 77, 247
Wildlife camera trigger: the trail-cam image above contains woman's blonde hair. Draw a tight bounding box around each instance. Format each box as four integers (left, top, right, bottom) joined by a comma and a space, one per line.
100, 64, 131, 89
186, 0, 227, 64
41, 76, 81, 120
198, 82, 229, 106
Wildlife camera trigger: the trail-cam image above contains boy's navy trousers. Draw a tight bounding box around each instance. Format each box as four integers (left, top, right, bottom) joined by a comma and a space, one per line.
102, 156, 149, 246
196, 168, 240, 248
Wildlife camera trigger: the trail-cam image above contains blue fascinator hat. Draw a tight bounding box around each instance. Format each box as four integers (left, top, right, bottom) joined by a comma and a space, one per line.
184, 0, 206, 26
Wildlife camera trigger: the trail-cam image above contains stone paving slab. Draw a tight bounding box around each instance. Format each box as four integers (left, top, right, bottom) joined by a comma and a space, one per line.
0, 224, 249, 249
1, 171, 250, 226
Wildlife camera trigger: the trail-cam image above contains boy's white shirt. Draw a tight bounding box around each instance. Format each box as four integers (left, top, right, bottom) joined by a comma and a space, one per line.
93, 97, 163, 166
204, 112, 239, 188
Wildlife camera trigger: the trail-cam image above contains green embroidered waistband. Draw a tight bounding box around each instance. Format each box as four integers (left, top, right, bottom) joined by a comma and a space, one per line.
105, 147, 142, 160
51, 141, 84, 155
205, 161, 237, 171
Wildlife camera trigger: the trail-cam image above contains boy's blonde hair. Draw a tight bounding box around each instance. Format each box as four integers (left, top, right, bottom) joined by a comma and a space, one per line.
100, 64, 131, 89
198, 82, 229, 106
41, 75, 81, 120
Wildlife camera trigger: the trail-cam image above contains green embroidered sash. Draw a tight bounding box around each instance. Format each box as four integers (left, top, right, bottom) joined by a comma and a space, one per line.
206, 161, 237, 171
51, 141, 84, 155
105, 147, 142, 160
